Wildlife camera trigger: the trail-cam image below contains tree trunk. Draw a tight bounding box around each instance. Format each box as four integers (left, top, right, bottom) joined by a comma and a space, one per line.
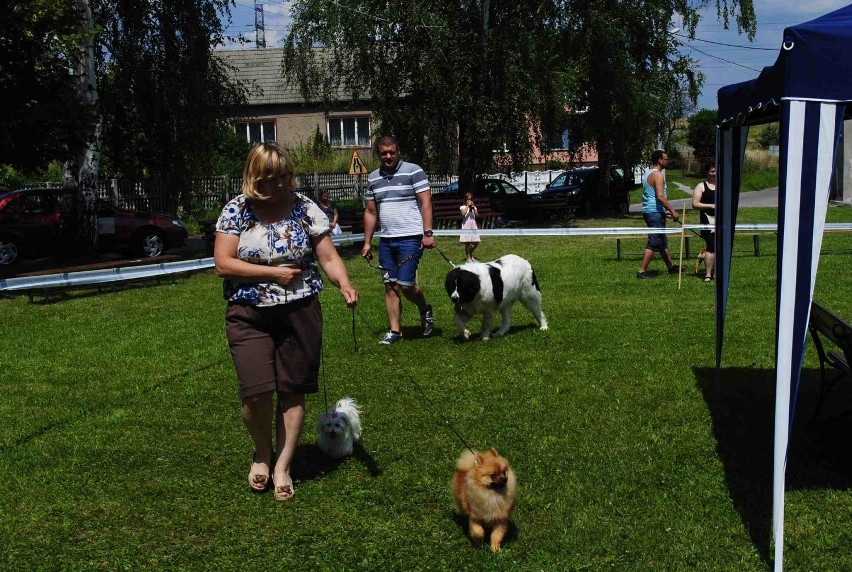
60, 0, 101, 261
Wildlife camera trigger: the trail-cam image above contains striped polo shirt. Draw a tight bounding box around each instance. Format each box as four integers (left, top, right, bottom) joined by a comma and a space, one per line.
366, 160, 430, 237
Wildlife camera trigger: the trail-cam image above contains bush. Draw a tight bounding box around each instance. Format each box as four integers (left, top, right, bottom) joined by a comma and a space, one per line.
686, 109, 717, 158
0, 161, 62, 189
288, 126, 380, 174
757, 124, 780, 149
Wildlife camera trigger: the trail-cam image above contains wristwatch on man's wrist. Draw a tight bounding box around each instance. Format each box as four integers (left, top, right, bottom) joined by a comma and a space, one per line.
423, 230, 434, 237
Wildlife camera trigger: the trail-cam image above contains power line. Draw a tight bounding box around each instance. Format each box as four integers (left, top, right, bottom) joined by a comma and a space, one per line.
676, 39, 763, 73
673, 32, 776, 50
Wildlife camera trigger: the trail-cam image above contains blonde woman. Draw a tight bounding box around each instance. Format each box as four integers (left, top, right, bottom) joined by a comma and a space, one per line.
214, 142, 358, 501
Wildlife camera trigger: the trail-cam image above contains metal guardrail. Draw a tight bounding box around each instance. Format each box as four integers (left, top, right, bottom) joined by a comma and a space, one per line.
0, 233, 367, 294
2, 224, 851, 295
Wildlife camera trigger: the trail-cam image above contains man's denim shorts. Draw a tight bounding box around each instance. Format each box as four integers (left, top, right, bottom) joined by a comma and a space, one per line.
378, 235, 423, 286
643, 211, 668, 252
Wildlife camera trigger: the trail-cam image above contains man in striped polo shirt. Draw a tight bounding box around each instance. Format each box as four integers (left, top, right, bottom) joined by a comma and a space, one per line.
361, 135, 436, 345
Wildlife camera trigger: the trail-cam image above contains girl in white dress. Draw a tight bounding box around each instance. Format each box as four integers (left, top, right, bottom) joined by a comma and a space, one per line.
459, 192, 480, 263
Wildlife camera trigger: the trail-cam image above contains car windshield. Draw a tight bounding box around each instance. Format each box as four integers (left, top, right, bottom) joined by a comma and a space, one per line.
498, 181, 520, 194
553, 171, 591, 186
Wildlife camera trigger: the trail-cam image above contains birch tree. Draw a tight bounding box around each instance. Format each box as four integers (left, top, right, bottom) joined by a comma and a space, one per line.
59, 0, 101, 259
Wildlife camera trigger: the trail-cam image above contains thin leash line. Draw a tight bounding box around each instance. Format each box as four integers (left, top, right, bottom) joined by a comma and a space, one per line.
351, 307, 359, 353
433, 243, 457, 268
320, 307, 360, 416
352, 307, 477, 457
320, 339, 330, 414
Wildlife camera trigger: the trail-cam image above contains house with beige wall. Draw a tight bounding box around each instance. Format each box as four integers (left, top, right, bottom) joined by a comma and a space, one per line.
217, 48, 600, 172
216, 48, 374, 154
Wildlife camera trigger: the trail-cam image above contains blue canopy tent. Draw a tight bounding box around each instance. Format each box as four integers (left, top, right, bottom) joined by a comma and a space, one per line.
716, 4, 852, 570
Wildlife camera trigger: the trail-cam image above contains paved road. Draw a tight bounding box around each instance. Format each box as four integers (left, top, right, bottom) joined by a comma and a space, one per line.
629, 184, 779, 213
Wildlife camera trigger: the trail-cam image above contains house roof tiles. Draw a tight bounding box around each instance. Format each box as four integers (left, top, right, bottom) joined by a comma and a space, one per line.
216, 48, 355, 106
216, 49, 303, 105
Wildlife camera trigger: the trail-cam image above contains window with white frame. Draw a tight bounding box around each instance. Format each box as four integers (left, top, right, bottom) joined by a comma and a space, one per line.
327, 116, 371, 147
544, 128, 571, 151
234, 120, 276, 144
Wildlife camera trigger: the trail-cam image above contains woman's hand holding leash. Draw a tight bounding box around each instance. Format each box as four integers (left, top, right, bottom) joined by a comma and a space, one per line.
340, 284, 358, 308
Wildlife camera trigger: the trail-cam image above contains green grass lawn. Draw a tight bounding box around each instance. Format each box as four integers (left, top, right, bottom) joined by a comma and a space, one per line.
3, 207, 852, 570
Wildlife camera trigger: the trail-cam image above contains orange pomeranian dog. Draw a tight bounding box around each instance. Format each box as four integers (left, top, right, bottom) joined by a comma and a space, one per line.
451, 448, 517, 552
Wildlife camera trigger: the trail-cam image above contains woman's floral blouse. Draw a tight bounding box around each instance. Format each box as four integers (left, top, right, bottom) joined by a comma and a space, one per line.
216, 193, 330, 306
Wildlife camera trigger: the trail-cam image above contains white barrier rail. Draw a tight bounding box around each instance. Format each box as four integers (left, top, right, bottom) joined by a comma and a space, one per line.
2, 224, 851, 294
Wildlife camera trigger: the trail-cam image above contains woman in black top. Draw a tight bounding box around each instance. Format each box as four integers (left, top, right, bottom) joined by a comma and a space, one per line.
692, 162, 717, 282
318, 191, 342, 235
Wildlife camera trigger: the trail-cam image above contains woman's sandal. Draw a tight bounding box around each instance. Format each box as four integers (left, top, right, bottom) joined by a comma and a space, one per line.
704, 275, 714, 282
248, 453, 271, 493
273, 480, 295, 501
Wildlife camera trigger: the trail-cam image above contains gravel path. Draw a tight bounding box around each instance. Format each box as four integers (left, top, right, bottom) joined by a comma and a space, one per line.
629, 184, 779, 213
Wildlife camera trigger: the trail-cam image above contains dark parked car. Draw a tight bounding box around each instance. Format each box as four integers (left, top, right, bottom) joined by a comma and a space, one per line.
0, 187, 188, 265
436, 178, 529, 219
541, 166, 638, 215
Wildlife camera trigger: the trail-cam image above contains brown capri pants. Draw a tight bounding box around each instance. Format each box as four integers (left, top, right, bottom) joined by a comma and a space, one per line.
225, 296, 323, 399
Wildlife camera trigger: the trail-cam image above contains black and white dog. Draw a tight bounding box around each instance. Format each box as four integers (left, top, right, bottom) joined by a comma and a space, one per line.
444, 254, 548, 340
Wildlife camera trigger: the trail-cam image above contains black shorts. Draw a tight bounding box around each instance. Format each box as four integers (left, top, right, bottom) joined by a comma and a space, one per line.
701, 231, 716, 253
225, 296, 322, 399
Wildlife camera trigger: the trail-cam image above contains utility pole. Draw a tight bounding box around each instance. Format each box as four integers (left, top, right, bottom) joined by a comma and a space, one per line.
254, 1, 266, 49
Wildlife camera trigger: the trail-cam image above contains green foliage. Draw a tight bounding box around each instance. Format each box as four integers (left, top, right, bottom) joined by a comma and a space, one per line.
207, 126, 251, 177
285, 0, 568, 179
288, 126, 338, 172
757, 124, 780, 149
3, 216, 852, 570
289, 131, 379, 174
686, 109, 718, 159
285, 0, 755, 201
0, 165, 31, 189
0, 1, 94, 173
0, 162, 64, 189
93, 0, 248, 208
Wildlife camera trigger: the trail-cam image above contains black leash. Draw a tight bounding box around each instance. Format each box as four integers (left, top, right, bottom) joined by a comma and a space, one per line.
351, 307, 358, 353
364, 251, 419, 272
673, 217, 704, 239
320, 341, 330, 414
433, 243, 457, 268
352, 307, 476, 457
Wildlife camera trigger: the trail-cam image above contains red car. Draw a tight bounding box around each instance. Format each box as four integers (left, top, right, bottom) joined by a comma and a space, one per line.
0, 187, 188, 265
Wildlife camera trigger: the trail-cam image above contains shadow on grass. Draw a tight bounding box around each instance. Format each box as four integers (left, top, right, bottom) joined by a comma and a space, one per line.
693, 366, 852, 565
0, 357, 230, 453
450, 511, 518, 550
293, 440, 381, 482
445, 322, 541, 343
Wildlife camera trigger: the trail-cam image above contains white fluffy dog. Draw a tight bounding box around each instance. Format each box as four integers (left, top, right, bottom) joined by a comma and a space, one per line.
444, 254, 548, 340
316, 397, 362, 459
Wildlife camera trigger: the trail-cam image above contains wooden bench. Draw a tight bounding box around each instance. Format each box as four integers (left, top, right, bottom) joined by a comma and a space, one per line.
605, 235, 692, 261
337, 209, 365, 234
807, 301, 852, 420
431, 198, 504, 230
606, 232, 774, 261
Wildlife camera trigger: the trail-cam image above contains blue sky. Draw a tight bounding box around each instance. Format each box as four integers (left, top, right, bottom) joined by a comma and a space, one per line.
221, 0, 851, 112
